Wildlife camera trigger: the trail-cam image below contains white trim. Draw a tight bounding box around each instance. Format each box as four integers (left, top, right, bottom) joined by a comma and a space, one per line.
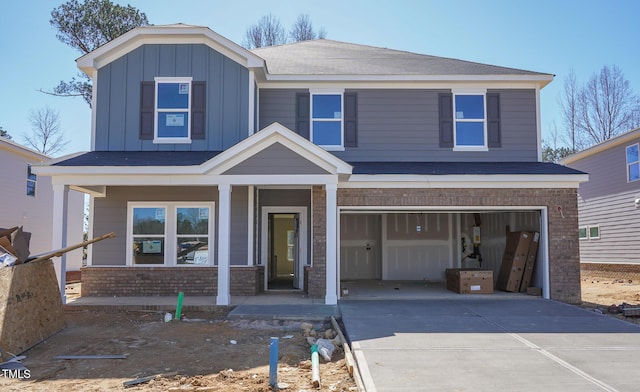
248, 71, 256, 135
260, 74, 554, 85
87, 194, 95, 267
325, 184, 338, 304
154, 77, 192, 144
536, 85, 542, 162
540, 207, 550, 299
260, 206, 308, 291
125, 202, 215, 267
452, 89, 488, 150
52, 184, 70, 304
310, 89, 345, 149
91, 72, 98, 150
341, 174, 588, 188
217, 184, 232, 305
77, 25, 265, 75
247, 186, 254, 265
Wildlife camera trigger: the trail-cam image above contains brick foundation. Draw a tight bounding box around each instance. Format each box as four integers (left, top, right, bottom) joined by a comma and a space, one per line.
81, 266, 264, 297
338, 187, 582, 304
581, 263, 640, 281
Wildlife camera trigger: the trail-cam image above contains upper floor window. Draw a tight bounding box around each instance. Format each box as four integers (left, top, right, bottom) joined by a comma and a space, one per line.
311, 90, 344, 150
155, 77, 192, 143
26, 164, 36, 197
626, 143, 639, 182
453, 89, 487, 150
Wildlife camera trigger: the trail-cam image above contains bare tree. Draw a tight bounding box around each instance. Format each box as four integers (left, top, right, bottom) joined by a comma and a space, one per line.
24, 107, 70, 156
290, 14, 316, 41
244, 14, 287, 49
558, 69, 583, 151
577, 65, 640, 145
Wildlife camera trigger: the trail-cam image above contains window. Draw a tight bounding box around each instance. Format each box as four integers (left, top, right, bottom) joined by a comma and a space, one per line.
128, 202, 214, 266
453, 90, 487, 150
26, 164, 36, 197
627, 143, 639, 182
589, 226, 600, 239
155, 77, 192, 143
578, 227, 588, 239
311, 90, 343, 149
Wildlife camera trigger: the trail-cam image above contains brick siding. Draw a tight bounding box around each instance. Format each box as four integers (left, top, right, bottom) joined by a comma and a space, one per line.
81, 266, 263, 296
338, 188, 582, 304
307, 185, 327, 299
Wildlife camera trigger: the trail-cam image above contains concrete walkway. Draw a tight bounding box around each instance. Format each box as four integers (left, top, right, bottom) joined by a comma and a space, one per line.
340, 298, 640, 392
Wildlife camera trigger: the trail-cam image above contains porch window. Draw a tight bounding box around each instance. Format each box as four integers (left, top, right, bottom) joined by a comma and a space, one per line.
155, 77, 192, 143
128, 202, 214, 266
311, 90, 344, 149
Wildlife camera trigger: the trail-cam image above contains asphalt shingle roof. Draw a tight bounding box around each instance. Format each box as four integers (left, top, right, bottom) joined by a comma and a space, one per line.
53, 151, 222, 166
251, 39, 551, 76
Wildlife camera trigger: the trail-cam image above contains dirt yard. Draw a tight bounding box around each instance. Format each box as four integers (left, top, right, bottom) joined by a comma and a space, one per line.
581, 275, 640, 325
0, 310, 356, 391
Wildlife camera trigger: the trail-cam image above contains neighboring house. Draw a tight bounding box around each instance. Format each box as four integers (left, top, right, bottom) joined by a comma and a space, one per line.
33, 24, 587, 305
562, 127, 640, 272
0, 137, 84, 287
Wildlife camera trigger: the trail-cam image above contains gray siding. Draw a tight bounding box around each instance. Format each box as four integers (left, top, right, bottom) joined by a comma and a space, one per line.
258, 88, 538, 162
258, 189, 312, 264
568, 137, 640, 200
96, 44, 249, 151
91, 185, 248, 266
577, 190, 640, 264
224, 143, 329, 175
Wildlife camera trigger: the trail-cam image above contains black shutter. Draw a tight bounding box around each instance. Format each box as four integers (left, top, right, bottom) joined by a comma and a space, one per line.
140, 81, 154, 140
191, 81, 206, 140
439, 93, 453, 148
487, 93, 501, 148
295, 93, 310, 139
344, 92, 358, 147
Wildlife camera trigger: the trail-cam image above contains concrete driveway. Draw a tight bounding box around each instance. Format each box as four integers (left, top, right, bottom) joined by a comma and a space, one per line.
339, 297, 640, 392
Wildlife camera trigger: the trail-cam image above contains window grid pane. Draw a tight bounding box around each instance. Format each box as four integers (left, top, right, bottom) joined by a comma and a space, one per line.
312, 121, 342, 145
589, 226, 600, 238
455, 95, 484, 119
133, 208, 166, 235
312, 95, 341, 119
133, 237, 165, 264
157, 83, 189, 109
578, 227, 587, 239
629, 163, 640, 182
626, 144, 638, 164
455, 122, 485, 146
177, 237, 209, 265
157, 112, 189, 138
177, 207, 209, 235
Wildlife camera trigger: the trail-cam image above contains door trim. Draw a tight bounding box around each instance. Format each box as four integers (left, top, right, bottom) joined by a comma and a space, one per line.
261, 206, 308, 291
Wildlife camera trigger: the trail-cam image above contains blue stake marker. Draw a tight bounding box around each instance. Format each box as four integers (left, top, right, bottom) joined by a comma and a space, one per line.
269, 337, 279, 388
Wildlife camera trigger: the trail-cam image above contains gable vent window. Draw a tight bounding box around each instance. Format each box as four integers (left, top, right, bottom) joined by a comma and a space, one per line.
627, 143, 639, 182
26, 164, 36, 197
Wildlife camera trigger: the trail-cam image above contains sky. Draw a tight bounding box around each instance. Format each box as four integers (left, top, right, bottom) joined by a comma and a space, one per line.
1, 0, 639, 156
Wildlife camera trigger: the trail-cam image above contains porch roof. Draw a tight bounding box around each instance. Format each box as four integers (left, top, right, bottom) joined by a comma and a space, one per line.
350, 161, 586, 176
53, 151, 222, 166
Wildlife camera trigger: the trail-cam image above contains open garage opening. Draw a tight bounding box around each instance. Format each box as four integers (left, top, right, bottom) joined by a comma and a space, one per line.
338, 208, 548, 299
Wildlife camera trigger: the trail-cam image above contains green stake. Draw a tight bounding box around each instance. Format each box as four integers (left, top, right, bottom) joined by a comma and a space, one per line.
175, 291, 184, 321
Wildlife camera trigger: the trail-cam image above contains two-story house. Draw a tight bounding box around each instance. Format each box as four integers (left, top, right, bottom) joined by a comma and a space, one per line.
562, 127, 640, 277
34, 24, 587, 305
1, 137, 84, 293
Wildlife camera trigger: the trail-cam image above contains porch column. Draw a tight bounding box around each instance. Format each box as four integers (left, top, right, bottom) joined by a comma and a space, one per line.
52, 184, 69, 304
217, 184, 232, 305
325, 183, 338, 304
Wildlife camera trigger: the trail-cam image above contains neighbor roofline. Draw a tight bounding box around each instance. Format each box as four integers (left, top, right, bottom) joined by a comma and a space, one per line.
0, 138, 50, 160
561, 127, 640, 164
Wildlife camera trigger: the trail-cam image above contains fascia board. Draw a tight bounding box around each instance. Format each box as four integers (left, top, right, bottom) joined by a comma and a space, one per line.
77, 26, 265, 74
262, 73, 554, 85
561, 127, 640, 164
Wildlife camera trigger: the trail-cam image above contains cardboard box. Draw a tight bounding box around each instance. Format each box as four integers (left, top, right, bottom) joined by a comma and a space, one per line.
496, 231, 533, 292
526, 287, 542, 296
519, 232, 540, 292
446, 268, 493, 294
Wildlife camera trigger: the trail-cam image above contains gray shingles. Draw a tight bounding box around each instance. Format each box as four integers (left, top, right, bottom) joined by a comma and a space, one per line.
252, 39, 551, 76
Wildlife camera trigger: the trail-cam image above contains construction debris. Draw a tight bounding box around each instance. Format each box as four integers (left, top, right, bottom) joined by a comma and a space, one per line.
54, 355, 128, 360
123, 371, 179, 388
0, 226, 30, 267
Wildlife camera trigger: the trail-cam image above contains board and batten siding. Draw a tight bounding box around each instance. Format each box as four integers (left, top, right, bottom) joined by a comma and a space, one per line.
95, 44, 249, 151
91, 186, 249, 266
258, 88, 538, 162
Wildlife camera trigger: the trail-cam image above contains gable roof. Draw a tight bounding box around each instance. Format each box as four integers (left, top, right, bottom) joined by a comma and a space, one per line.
252, 39, 553, 85
561, 127, 640, 165
76, 24, 264, 76
0, 137, 49, 161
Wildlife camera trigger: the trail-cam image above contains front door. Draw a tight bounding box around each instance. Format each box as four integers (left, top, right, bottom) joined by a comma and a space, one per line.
267, 213, 300, 290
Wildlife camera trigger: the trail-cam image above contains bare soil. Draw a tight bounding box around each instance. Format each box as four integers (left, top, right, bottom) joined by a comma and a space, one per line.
580, 276, 640, 325
1, 310, 356, 391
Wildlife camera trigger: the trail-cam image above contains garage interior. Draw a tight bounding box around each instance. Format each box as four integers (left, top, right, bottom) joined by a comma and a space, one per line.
339, 210, 545, 298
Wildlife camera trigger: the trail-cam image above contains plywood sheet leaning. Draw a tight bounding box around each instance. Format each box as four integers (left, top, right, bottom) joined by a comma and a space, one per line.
0, 259, 65, 356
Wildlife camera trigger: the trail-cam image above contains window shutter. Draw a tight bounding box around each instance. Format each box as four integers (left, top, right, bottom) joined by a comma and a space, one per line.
191, 81, 206, 140
295, 93, 310, 139
487, 93, 501, 148
439, 93, 453, 148
344, 92, 358, 147
140, 82, 155, 140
